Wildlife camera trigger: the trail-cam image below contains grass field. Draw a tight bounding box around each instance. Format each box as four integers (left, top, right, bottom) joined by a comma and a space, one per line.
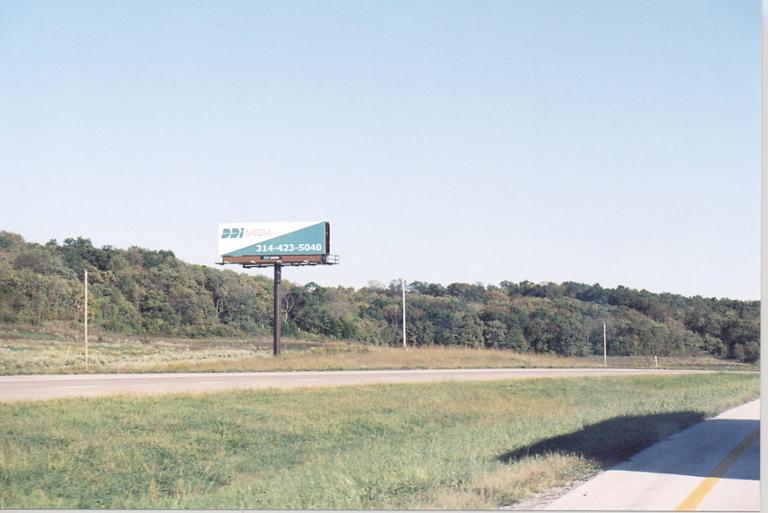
0, 373, 759, 509
0, 324, 754, 375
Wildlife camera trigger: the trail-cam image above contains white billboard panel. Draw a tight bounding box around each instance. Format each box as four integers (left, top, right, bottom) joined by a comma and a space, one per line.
218, 221, 329, 257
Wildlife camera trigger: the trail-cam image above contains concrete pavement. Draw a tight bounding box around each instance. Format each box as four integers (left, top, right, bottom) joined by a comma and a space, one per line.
542, 399, 760, 511
0, 367, 713, 402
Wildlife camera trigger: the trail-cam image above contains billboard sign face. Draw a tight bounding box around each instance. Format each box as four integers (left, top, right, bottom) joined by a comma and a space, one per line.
218, 221, 329, 257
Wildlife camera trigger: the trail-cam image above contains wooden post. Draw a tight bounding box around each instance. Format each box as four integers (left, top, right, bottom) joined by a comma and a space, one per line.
84, 269, 89, 369
603, 321, 607, 367
402, 278, 407, 350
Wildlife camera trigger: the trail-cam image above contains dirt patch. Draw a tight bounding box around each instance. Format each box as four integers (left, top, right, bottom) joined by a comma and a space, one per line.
503, 476, 595, 510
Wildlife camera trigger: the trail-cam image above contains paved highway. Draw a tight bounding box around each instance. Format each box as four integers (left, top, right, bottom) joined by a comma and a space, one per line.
542, 399, 760, 511
0, 367, 712, 402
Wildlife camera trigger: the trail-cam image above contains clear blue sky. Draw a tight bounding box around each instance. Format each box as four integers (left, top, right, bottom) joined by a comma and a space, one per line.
0, 0, 760, 299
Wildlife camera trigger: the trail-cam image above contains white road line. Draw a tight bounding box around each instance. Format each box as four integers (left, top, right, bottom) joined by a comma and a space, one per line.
54, 385, 100, 389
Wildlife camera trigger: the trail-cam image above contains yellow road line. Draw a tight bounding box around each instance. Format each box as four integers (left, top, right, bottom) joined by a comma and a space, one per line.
675, 427, 760, 511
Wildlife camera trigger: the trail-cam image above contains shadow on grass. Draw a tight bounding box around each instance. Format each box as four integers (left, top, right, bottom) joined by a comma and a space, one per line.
500, 411, 760, 480
499, 411, 707, 469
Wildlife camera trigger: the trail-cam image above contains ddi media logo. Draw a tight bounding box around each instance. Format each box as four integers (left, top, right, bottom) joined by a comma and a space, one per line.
221, 228, 245, 239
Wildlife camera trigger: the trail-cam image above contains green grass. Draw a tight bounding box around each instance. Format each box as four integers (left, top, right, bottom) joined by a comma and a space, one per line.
0, 373, 759, 509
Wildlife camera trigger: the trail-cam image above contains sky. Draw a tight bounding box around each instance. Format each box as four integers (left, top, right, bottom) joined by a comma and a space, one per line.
0, 0, 760, 299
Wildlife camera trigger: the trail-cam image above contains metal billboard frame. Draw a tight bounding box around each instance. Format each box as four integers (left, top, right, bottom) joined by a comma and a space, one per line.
217, 223, 339, 356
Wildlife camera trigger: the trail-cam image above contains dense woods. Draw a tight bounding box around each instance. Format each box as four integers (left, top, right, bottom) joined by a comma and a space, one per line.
0, 231, 759, 362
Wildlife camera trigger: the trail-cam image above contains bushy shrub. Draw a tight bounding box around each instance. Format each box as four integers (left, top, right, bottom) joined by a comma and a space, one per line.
733, 341, 760, 363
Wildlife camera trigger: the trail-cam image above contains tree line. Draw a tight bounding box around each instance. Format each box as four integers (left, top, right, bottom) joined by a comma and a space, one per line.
0, 231, 759, 362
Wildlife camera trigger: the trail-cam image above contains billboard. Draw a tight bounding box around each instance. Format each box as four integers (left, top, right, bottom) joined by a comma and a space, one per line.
218, 221, 330, 257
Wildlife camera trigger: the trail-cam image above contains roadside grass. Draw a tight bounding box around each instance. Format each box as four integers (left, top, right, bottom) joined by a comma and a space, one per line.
0, 373, 759, 509
0, 324, 754, 375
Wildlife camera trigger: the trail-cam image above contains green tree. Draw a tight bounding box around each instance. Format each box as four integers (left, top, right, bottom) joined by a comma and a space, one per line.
482, 320, 506, 348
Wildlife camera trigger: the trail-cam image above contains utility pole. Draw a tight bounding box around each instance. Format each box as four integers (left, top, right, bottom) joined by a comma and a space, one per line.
84, 269, 89, 369
603, 321, 607, 367
402, 278, 407, 350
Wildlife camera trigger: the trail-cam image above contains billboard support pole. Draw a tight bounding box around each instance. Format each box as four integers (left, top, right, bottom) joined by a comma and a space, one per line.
274, 263, 282, 356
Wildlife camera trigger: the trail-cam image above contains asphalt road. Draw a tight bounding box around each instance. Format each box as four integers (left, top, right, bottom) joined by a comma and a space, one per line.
542, 399, 760, 511
0, 367, 712, 402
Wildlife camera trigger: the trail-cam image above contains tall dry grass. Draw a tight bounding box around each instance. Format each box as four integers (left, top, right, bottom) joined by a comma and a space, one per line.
0, 324, 753, 375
